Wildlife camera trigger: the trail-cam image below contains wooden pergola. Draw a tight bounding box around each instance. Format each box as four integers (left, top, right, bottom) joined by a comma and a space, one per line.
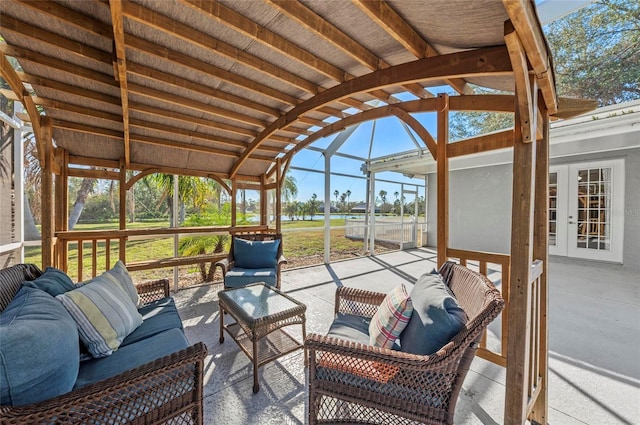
0, 1, 596, 423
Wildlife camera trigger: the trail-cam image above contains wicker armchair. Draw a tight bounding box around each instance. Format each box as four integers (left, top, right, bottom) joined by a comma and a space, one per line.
0, 265, 207, 425
306, 261, 505, 425
214, 233, 286, 289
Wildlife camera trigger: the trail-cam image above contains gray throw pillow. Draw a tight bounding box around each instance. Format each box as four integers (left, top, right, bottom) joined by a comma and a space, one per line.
399, 272, 468, 355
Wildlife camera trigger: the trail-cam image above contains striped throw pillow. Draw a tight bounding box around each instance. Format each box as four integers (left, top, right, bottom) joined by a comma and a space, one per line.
369, 285, 413, 349
57, 277, 143, 358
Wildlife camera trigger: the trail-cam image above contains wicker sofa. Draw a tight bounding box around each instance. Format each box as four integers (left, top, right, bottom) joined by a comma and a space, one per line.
306, 261, 505, 425
0, 263, 207, 425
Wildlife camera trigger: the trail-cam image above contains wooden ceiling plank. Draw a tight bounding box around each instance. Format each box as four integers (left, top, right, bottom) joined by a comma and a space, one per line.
180, 0, 400, 108
502, 0, 557, 114
0, 15, 112, 64
127, 81, 268, 128
14, 0, 113, 38
109, 0, 131, 166
132, 134, 274, 162
505, 21, 534, 143
269, 0, 435, 99
0, 88, 20, 101
18, 72, 121, 106
181, 0, 346, 82
125, 33, 297, 106
127, 62, 280, 117
1, 43, 118, 88
354, 0, 469, 95
34, 97, 122, 122
121, 0, 317, 95
53, 119, 123, 139
231, 46, 512, 177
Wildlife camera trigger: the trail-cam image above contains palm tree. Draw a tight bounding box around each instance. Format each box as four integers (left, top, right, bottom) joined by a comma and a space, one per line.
144, 174, 209, 225
308, 193, 319, 220
178, 234, 229, 282
283, 174, 298, 204
345, 190, 351, 212
333, 189, 339, 210
379, 190, 387, 213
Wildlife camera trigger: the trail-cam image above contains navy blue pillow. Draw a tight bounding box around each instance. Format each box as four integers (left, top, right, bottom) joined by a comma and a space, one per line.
233, 238, 280, 269
0, 286, 80, 406
399, 273, 468, 355
22, 267, 75, 297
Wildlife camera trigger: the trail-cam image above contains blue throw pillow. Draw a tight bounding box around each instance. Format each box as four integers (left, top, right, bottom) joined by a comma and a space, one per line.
399, 273, 468, 355
233, 238, 280, 269
22, 267, 75, 297
0, 286, 80, 406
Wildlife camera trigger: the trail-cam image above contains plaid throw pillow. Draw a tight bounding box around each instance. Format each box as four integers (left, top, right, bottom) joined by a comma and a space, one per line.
369, 285, 413, 349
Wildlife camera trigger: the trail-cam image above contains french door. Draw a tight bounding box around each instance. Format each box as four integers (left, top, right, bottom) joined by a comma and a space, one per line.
549, 159, 624, 263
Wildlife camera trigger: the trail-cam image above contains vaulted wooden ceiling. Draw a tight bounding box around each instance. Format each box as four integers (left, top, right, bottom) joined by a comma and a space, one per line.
0, 0, 579, 182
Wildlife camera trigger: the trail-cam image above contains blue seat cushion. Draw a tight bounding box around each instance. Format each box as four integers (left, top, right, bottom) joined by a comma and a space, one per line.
225, 268, 277, 288
121, 297, 183, 347
399, 273, 468, 355
327, 313, 372, 345
233, 238, 280, 268
21, 267, 75, 297
0, 287, 79, 406
74, 328, 189, 389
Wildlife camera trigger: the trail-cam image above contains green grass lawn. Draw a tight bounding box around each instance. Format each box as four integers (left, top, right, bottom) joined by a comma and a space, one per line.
23, 218, 375, 284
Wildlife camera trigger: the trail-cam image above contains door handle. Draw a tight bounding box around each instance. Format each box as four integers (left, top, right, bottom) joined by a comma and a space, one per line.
569, 221, 576, 224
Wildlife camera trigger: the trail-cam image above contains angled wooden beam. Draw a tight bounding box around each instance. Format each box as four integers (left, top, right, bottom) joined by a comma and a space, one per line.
0, 54, 42, 160
390, 106, 437, 159
109, 0, 130, 166
232, 46, 512, 177
354, 0, 469, 95
268, 0, 434, 98
503, 0, 557, 114
505, 21, 534, 143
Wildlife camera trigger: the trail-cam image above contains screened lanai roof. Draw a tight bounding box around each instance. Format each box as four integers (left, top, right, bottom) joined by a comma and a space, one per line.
1, 0, 583, 180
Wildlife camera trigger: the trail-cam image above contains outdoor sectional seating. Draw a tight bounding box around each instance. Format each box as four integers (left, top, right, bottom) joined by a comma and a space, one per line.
0, 262, 207, 425
306, 261, 505, 425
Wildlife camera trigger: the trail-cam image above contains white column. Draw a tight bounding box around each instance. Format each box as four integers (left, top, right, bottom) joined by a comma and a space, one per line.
13, 104, 25, 262
368, 172, 375, 254
324, 154, 331, 264
173, 175, 179, 292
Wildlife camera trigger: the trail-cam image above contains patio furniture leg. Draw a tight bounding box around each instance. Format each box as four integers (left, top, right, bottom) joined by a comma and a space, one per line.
252, 338, 259, 393
302, 315, 308, 367
219, 303, 225, 343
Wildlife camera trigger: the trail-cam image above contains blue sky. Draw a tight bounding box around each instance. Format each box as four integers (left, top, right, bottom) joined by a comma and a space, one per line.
286, 0, 594, 205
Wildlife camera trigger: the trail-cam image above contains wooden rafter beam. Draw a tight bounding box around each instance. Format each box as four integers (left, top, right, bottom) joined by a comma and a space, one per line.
502, 0, 557, 114
109, 0, 130, 166
268, 0, 434, 99
233, 46, 512, 177
505, 21, 535, 143
180, 0, 400, 107
354, 0, 469, 95
0, 54, 43, 160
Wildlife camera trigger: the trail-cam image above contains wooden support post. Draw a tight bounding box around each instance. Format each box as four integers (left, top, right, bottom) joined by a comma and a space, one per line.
530, 97, 550, 425
40, 116, 54, 268
54, 149, 69, 270
231, 177, 237, 227
260, 174, 267, 226
276, 158, 282, 233
436, 93, 449, 267
119, 159, 127, 263
505, 83, 537, 425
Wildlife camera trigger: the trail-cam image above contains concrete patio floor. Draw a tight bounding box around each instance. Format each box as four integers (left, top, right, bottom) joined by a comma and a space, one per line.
173, 248, 640, 424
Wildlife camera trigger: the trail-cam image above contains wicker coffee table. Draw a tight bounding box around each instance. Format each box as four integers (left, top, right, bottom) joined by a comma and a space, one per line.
218, 282, 307, 393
